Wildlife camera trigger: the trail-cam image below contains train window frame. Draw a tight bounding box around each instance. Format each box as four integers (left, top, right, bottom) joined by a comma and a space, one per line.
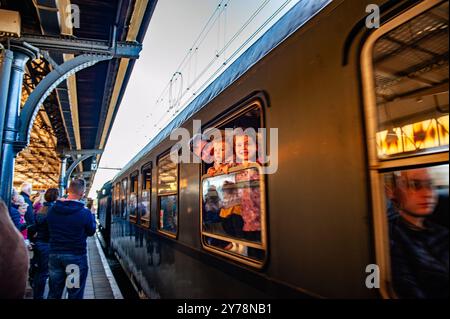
198, 98, 268, 269
361, 0, 449, 298
140, 161, 152, 228
129, 170, 139, 223
156, 151, 179, 239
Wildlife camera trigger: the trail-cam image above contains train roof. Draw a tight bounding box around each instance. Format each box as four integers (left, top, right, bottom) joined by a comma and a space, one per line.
112, 0, 331, 183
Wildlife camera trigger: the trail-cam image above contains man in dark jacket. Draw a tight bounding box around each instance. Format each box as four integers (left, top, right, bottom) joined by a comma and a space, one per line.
389, 168, 449, 299
31, 188, 59, 299
20, 182, 35, 226
47, 179, 96, 299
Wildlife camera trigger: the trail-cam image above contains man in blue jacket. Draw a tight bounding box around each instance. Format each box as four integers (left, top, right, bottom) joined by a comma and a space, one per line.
47, 179, 96, 299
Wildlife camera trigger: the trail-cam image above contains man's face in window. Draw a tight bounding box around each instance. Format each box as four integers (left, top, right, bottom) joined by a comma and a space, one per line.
394, 168, 438, 216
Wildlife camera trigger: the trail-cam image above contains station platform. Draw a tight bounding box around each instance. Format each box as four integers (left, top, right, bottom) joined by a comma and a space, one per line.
84, 237, 123, 299
25, 237, 123, 299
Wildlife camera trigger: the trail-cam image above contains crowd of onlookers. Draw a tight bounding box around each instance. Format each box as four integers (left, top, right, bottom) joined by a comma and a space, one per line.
0, 179, 96, 299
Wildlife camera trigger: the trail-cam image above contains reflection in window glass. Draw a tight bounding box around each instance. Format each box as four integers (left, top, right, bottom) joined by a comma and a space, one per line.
113, 185, 120, 217
129, 174, 138, 221
384, 164, 449, 298
158, 155, 178, 195
159, 195, 177, 234
158, 154, 178, 235
372, 2, 449, 158
121, 179, 128, 219
201, 165, 265, 262
140, 166, 151, 228
99, 197, 107, 227
129, 193, 137, 220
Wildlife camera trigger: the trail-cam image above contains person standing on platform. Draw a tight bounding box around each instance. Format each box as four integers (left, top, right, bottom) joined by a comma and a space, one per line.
47, 179, 96, 299
32, 188, 59, 299
0, 200, 29, 299
20, 182, 35, 227
9, 189, 27, 233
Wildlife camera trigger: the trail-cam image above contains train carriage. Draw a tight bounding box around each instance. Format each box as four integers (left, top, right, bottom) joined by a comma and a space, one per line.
99, 0, 449, 298
97, 181, 113, 252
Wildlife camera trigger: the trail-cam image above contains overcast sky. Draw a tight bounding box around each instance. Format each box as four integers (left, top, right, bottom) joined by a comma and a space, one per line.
88, 0, 300, 197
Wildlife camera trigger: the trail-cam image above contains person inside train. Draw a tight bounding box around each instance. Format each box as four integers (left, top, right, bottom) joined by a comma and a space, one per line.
234, 129, 261, 166
47, 179, 96, 299
203, 185, 229, 249
161, 196, 177, 233
207, 132, 236, 176
138, 197, 150, 221
387, 167, 449, 299
189, 132, 214, 164
203, 185, 223, 229
220, 181, 245, 254
128, 194, 137, 218
234, 130, 262, 240
0, 200, 29, 299
234, 130, 263, 258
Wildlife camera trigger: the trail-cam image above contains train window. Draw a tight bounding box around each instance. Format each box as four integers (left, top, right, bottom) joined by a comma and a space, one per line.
201, 104, 262, 175
157, 153, 178, 237
121, 178, 128, 219
129, 172, 139, 223
112, 185, 116, 216
197, 100, 267, 267
114, 184, 120, 217
140, 163, 152, 228
201, 164, 266, 266
369, 1, 449, 160
361, 0, 449, 298
112, 184, 118, 217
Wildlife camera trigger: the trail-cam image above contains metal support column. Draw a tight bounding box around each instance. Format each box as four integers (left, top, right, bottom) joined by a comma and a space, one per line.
63, 152, 102, 187
0, 49, 13, 168
0, 45, 37, 204
58, 155, 68, 196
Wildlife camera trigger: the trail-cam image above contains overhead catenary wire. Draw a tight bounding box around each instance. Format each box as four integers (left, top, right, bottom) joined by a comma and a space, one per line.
153, 0, 234, 129
152, 1, 230, 128
152, 0, 294, 134
153, 0, 272, 130
153, 0, 229, 109
167, 0, 289, 124
176, 0, 272, 106
188, 0, 293, 103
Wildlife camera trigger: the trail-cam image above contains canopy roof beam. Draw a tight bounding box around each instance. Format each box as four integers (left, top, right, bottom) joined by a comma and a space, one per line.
17, 34, 142, 58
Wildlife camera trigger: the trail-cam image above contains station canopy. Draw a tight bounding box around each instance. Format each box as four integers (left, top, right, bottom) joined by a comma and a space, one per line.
0, 0, 157, 192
